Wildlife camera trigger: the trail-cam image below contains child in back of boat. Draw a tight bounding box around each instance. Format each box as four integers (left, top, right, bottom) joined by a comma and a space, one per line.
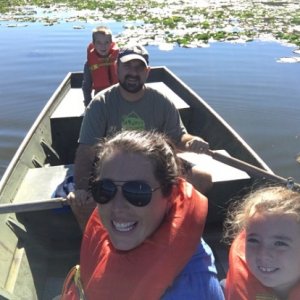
224, 185, 300, 300
82, 26, 119, 107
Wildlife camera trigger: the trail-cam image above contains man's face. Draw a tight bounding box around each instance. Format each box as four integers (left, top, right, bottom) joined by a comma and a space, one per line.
118, 60, 149, 93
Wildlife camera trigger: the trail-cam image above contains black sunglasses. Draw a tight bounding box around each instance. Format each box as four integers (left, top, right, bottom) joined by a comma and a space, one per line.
91, 179, 161, 207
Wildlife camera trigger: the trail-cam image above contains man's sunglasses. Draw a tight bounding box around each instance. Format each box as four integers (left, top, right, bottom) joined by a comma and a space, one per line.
91, 179, 161, 207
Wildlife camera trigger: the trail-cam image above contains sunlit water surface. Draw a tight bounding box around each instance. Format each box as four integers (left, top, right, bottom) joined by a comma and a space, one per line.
0, 21, 299, 183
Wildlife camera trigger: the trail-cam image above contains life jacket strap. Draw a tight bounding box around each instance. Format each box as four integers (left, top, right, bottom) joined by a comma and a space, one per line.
62, 265, 86, 300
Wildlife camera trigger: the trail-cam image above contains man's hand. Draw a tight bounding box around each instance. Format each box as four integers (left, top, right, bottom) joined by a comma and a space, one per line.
67, 189, 94, 207
185, 136, 209, 154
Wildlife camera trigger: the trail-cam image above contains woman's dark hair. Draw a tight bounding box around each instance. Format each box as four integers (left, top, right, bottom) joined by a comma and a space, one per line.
92, 130, 182, 197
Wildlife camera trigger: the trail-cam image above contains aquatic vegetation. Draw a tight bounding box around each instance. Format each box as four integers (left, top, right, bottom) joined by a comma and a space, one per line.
0, 0, 300, 49
162, 16, 186, 29
276, 32, 300, 46
292, 14, 300, 25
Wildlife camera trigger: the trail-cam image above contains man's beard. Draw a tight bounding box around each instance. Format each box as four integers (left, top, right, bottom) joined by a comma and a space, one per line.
119, 75, 144, 93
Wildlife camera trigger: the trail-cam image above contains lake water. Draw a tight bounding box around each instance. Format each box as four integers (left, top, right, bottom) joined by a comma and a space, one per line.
0, 20, 299, 183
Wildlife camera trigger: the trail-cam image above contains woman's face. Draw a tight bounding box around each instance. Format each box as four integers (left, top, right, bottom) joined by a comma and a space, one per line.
245, 212, 300, 296
97, 150, 170, 251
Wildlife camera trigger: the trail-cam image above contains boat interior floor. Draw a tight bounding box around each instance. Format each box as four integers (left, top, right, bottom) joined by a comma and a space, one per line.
41, 240, 80, 300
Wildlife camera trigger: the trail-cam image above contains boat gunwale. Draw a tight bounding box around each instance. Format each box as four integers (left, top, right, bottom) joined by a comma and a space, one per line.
0, 66, 275, 298
150, 66, 272, 173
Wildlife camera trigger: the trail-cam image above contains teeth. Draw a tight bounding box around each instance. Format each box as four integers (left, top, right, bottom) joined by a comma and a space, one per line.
258, 266, 277, 273
112, 221, 136, 232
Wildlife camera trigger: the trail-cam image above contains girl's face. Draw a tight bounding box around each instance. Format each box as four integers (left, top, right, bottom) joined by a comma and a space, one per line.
94, 33, 112, 57
245, 212, 300, 296
97, 150, 170, 251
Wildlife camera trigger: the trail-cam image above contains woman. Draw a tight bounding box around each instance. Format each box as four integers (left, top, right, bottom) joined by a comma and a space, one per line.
61, 130, 224, 299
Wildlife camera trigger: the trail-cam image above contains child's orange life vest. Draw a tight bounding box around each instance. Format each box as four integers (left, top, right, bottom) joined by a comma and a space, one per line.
87, 42, 119, 92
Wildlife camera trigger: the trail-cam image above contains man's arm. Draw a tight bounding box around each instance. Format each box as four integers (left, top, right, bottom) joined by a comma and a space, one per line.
82, 62, 93, 107
67, 144, 97, 231
177, 133, 210, 154
177, 134, 212, 194
74, 143, 96, 190
67, 144, 96, 207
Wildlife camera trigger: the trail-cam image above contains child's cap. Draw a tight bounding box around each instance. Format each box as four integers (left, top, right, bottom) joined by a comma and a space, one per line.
118, 45, 149, 66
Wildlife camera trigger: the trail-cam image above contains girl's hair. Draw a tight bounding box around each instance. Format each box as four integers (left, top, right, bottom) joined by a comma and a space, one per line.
92, 26, 113, 43
223, 185, 300, 243
92, 130, 182, 197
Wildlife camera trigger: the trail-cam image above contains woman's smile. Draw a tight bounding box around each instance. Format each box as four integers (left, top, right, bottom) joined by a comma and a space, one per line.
111, 220, 137, 232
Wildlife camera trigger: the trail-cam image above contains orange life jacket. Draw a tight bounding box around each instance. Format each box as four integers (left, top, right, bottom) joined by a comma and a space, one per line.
61, 179, 208, 300
87, 42, 119, 92
226, 231, 300, 300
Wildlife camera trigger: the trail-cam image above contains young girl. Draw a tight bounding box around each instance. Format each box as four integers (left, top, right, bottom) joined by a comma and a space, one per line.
82, 26, 119, 106
224, 186, 300, 300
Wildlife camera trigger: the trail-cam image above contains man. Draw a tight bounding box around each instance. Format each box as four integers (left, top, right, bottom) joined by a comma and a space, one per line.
68, 44, 212, 230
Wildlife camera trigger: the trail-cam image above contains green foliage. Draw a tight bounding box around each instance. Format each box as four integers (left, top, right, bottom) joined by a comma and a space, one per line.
276, 32, 300, 45
212, 31, 227, 40
0, 0, 116, 12
200, 21, 210, 29
0, 0, 25, 13
1, 0, 300, 48
291, 14, 300, 25
175, 35, 190, 46
162, 16, 185, 29
237, 10, 255, 19
147, 17, 161, 25
194, 32, 210, 42
214, 10, 224, 18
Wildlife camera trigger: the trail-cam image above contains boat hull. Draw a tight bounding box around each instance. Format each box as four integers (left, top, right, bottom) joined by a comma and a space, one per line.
0, 67, 271, 299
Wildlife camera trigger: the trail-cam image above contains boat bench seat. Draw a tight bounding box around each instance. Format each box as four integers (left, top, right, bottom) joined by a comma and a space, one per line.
178, 150, 249, 183
13, 150, 249, 213
50, 88, 84, 164
50, 82, 190, 120
49, 82, 190, 164
14, 165, 74, 204
178, 150, 251, 224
